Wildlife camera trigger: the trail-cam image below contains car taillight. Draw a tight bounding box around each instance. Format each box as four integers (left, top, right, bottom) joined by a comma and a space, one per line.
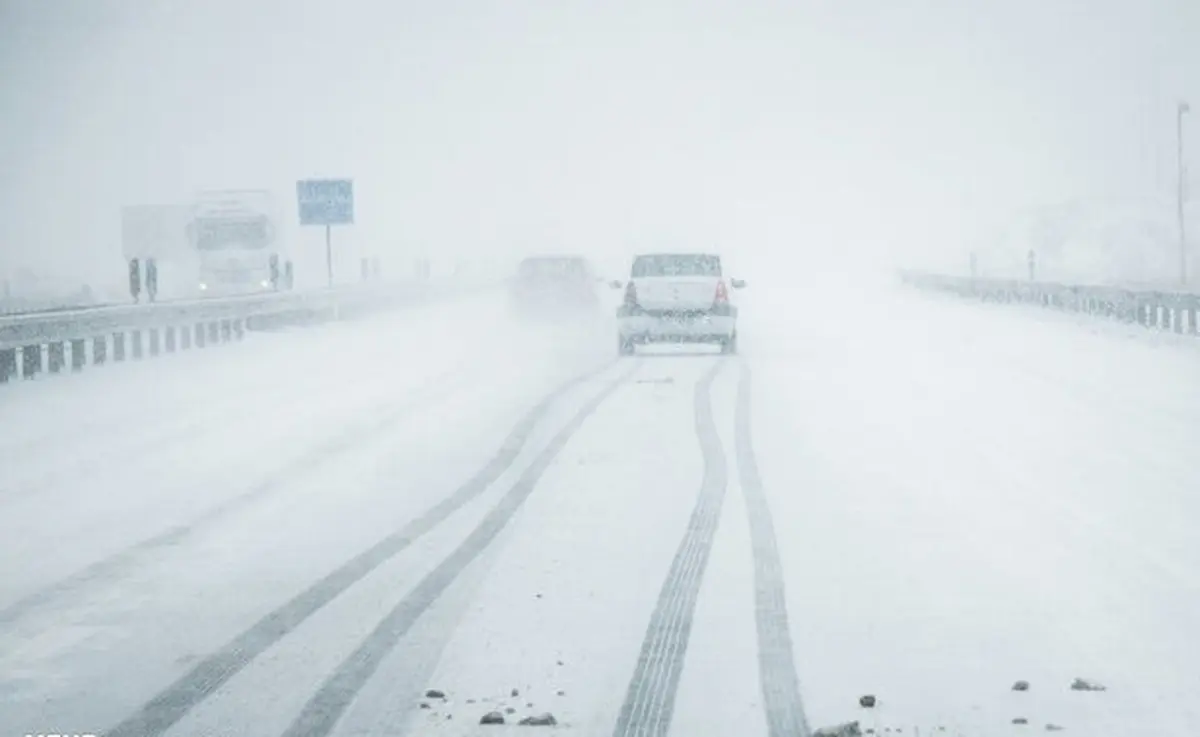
714, 280, 729, 305
624, 281, 638, 307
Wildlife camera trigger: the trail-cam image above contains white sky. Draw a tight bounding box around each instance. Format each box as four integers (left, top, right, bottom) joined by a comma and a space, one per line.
0, 0, 1196, 284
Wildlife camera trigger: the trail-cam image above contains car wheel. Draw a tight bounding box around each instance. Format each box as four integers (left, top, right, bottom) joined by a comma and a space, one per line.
721, 332, 738, 355
618, 336, 636, 356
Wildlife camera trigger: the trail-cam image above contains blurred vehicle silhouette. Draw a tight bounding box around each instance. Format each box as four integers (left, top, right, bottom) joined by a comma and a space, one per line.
508, 255, 602, 318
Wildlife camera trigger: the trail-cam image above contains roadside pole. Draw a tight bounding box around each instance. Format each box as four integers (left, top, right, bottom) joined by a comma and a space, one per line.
1179, 101, 1190, 286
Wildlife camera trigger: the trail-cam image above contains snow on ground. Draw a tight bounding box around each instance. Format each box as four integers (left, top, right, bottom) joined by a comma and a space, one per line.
400, 356, 716, 736
0, 289, 613, 729
2, 271, 1200, 737
0, 288, 604, 606
750, 270, 1200, 736
152, 365, 630, 737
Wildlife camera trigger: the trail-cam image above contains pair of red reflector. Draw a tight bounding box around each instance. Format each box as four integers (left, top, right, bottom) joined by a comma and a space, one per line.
624, 281, 729, 307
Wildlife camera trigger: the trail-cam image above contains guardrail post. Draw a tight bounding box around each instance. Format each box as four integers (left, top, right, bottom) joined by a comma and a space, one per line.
195, 323, 206, 348
93, 336, 107, 365
131, 330, 144, 359
208, 322, 219, 344
220, 320, 232, 342
149, 329, 160, 356
113, 332, 126, 361
70, 339, 86, 371
22, 344, 41, 378
165, 327, 176, 352
47, 342, 65, 373
0, 349, 15, 383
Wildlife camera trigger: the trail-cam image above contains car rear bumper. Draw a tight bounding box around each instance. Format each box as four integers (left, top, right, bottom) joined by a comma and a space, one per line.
617, 309, 736, 342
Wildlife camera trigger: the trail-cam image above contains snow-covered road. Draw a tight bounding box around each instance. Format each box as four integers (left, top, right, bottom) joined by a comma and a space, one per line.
2, 277, 1199, 737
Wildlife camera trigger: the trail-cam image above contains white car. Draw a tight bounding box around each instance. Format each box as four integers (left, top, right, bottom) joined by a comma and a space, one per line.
615, 253, 744, 355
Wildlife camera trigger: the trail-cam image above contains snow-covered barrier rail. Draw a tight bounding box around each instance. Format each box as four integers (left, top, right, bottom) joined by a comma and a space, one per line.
901, 271, 1200, 334
0, 282, 469, 384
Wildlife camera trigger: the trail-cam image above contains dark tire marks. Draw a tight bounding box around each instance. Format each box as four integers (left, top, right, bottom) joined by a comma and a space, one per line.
736, 363, 811, 737
280, 361, 642, 737
103, 359, 628, 737
0, 369, 468, 630
612, 358, 729, 737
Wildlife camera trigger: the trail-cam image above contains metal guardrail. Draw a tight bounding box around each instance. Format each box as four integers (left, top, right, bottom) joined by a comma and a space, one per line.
900, 271, 1200, 335
0, 281, 464, 383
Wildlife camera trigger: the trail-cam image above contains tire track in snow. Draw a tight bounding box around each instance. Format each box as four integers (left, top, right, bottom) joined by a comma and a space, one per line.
102, 358, 630, 737
279, 360, 643, 737
612, 357, 728, 737
735, 363, 811, 737
0, 368, 469, 630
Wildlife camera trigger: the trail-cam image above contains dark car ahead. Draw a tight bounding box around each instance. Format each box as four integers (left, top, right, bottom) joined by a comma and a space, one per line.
509, 255, 602, 316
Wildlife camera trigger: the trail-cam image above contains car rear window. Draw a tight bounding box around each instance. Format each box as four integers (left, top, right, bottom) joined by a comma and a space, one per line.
631, 254, 722, 278
518, 258, 589, 280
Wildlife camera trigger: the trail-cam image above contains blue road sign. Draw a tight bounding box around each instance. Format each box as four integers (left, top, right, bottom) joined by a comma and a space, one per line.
297, 179, 354, 226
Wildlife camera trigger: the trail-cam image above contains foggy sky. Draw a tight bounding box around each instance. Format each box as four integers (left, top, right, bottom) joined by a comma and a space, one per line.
1, 0, 1196, 285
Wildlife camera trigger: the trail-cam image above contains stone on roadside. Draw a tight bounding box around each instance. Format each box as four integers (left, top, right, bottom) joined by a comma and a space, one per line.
480, 711, 505, 725
518, 712, 558, 726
